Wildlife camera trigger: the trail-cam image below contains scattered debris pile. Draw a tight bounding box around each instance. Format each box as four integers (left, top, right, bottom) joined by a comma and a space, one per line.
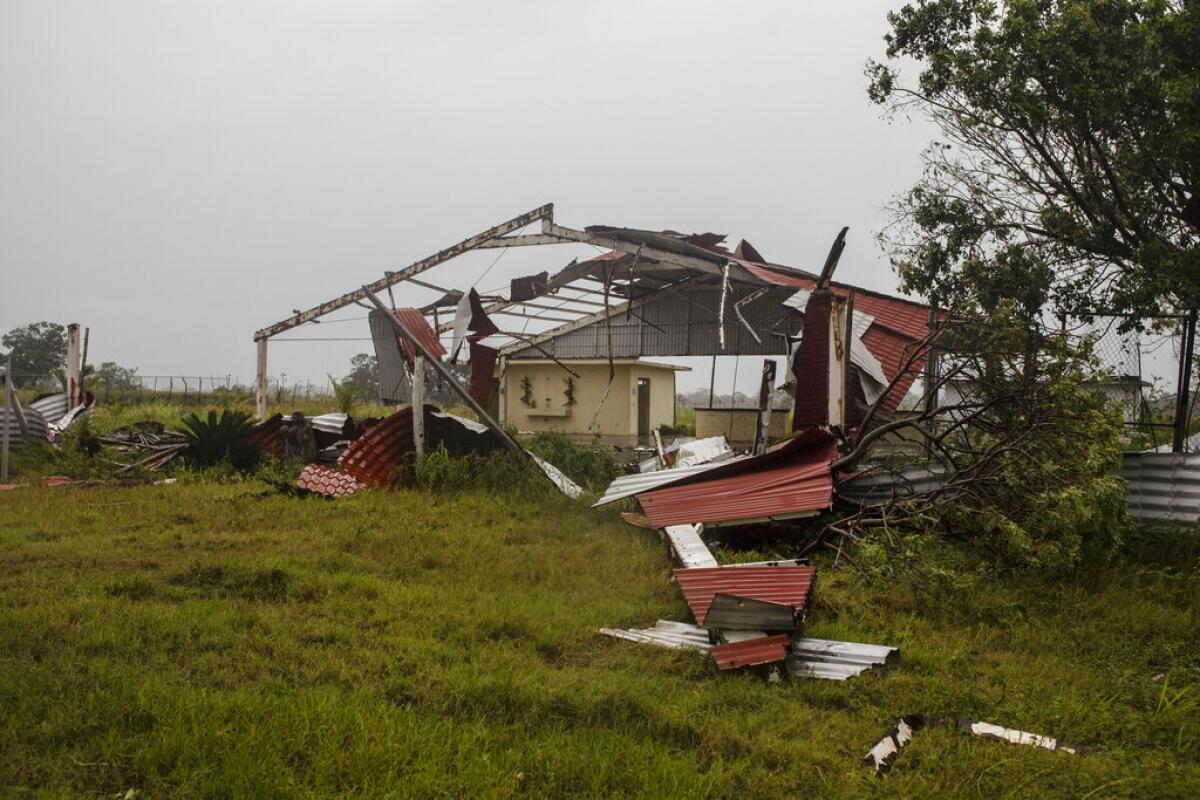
101, 422, 189, 471
864, 715, 1079, 776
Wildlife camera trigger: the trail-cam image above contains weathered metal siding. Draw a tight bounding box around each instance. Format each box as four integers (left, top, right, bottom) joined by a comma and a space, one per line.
508, 285, 799, 359
0, 407, 49, 449
1122, 452, 1200, 524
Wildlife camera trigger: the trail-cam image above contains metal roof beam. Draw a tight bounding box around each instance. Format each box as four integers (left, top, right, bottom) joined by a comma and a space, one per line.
254, 203, 554, 340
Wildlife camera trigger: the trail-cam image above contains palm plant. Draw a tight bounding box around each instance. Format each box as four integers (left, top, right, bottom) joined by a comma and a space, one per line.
328, 374, 356, 415
178, 408, 259, 468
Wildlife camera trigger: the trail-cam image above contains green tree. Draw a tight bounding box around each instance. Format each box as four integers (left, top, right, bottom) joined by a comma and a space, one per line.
869, 0, 1199, 323
93, 362, 140, 391
343, 353, 379, 400
1, 322, 65, 386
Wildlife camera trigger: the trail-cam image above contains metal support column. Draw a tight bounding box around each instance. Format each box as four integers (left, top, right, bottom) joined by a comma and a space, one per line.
411, 355, 425, 458
1172, 308, 1196, 452
65, 323, 81, 407
753, 359, 777, 455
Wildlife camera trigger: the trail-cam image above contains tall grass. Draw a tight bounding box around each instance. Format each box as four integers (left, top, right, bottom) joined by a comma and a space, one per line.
0, 481, 1197, 797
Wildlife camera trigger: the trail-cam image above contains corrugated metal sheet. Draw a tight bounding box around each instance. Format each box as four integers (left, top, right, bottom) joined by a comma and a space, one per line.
0, 407, 49, 449
1121, 451, 1200, 523
837, 465, 948, 505
861, 326, 924, 417
340, 406, 418, 487
710, 633, 790, 670
786, 636, 897, 681
598, 621, 895, 680
310, 413, 349, 435
673, 564, 817, 625
598, 620, 713, 652
245, 413, 284, 459
393, 307, 447, 361
593, 457, 751, 507
791, 290, 833, 429
636, 432, 837, 528
29, 392, 68, 425
370, 309, 413, 404
741, 263, 931, 340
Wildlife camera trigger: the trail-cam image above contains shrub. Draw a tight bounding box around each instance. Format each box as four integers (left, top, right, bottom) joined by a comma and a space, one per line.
178, 408, 259, 469
523, 431, 616, 492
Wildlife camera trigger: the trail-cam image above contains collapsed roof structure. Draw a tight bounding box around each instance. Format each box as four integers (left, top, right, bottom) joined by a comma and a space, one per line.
252, 203, 934, 437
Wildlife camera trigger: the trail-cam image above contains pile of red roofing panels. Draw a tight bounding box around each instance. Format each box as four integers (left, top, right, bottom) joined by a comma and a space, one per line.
296, 464, 361, 498
710, 634, 791, 670
673, 564, 817, 627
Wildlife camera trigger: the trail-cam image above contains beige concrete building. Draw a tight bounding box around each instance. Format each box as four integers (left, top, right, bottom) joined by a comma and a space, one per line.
501, 359, 687, 445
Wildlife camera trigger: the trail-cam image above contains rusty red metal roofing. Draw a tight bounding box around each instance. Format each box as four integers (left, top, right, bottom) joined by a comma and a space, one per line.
468, 341, 498, 409
339, 407, 417, 488
791, 290, 833, 431
296, 464, 361, 498
861, 326, 925, 417
393, 307, 447, 362
739, 262, 931, 341
245, 413, 284, 459
674, 564, 817, 626
711, 634, 791, 670
636, 432, 837, 528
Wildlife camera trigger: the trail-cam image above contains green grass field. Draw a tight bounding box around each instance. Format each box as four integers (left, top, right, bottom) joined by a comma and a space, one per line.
1, 478, 1198, 798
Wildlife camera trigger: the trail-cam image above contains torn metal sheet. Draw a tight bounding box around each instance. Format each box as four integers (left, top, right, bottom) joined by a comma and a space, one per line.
598, 620, 713, 652
663, 523, 718, 568
28, 392, 69, 425
369, 309, 414, 403
592, 457, 750, 507
468, 340, 498, 410
527, 452, 584, 499
310, 412, 349, 436
787, 636, 897, 681
703, 594, 797, 631
245, 413, 285, 459
673, 564, 817, 626
636, 431, 837, 529
710, 633, 791, 670
450, 291, 472, 362
638, 436, 731, 473
393, 307, 448, 364
864, 715, 924, 776
510, 271, 549, 302
864, 715, 1077, 777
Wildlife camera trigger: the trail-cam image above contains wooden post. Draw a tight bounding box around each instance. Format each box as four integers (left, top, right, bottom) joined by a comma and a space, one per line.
923, 298, 940, 458
65, 323, 81, 407
708, 354, 717, 407
753, 359, 777, 455
1173, 309, 1196, 452
411, 355, 425, 457
255, 339, 269, 421
2, 355, 12, 482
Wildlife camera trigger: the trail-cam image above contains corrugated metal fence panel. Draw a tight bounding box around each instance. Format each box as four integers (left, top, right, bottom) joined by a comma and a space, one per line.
837, 465, 948, 505
1122, 452, 1200, 524
0, 407, 50, 449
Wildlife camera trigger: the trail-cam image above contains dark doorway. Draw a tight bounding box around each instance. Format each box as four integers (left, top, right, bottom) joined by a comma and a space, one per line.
637, 378, 651, 438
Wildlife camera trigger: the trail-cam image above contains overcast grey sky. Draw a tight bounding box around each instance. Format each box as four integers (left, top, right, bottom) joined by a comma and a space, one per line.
1, 1, 939, 394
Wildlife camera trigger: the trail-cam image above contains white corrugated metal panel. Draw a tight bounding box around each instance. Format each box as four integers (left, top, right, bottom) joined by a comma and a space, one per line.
663, 524, 718, 568
0, 407, 49, 449
310, 412, 349, 434
599, 621, 897, 681
527, 452, 584, 499
592, 457, 750, 507
598, 620, 713, 652
29, 392, 68, 425
1122, 452, 1200, 523
787, 636, 898, 681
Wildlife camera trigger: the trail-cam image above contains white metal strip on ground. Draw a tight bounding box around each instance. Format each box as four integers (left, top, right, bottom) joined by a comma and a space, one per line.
663, 524, 717, 568
598, 620, 712, 652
